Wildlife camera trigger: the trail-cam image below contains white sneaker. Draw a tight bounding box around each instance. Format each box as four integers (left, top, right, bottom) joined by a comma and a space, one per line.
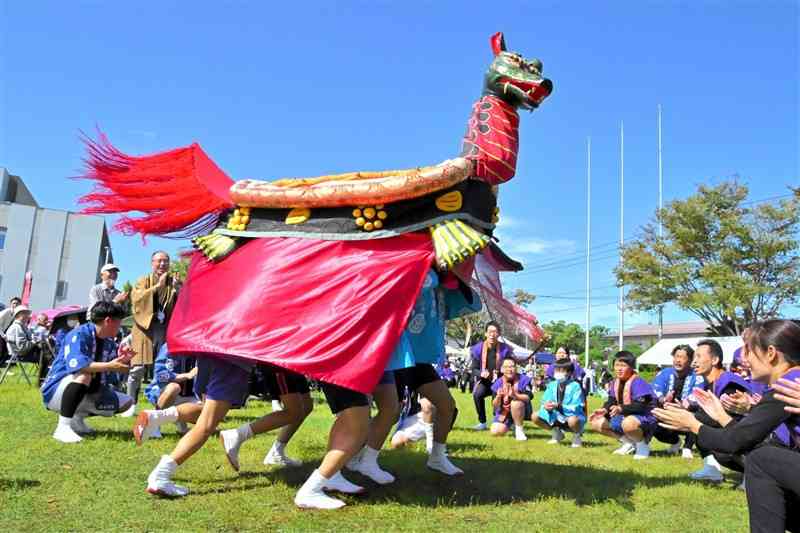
353, 458, 395, 485
150, 426, 163, 439
323, 471, 365, 494
633, 441, 650, 460
118, 404, 136, 418
613, 437, 636, 455
682, 448, 694, 460
71, 416, 95, 435
146, 456, 189, 498
514, 426, 528, 441
271, 400, 283, 412
689, 456, 724, 482
219, 428, 245, 472
53, 418, 83, 443
571, 434, 583, 448
264, 448, 302, 468
547, 428, 564, 444
666, 442, 681, 455
295, 471, 346, 510
472, 422, 487, 431
427, 444, 464, 476
133, 411, 159, 446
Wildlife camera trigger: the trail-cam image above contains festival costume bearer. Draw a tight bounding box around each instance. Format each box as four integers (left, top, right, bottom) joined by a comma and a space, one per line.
75, 32, 552, 509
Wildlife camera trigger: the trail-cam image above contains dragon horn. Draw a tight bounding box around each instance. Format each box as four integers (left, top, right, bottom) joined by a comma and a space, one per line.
490, 32, 506, 56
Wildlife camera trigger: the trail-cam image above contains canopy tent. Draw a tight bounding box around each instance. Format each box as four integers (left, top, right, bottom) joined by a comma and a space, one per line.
499, 337, 533, 363
637, 336, 743, 367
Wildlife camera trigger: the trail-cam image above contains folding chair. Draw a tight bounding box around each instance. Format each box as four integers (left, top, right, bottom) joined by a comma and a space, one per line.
0, 348, 33, 386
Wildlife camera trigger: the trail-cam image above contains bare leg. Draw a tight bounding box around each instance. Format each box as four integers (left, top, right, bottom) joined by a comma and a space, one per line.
621, 416, 644, 442
156, 382, 182, 409
317, 406, 370, 479
275, 393, 313, 444
176, 402, 203, 424
510, 400, 525, 426
366, 384, 400, 450
250, 392, 309, 436
417, 380, 454, 445
170, 399, 231, 465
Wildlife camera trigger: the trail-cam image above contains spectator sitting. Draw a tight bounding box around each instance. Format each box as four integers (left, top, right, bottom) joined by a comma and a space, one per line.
683, 339, 752, 482
0, 296, 22, 335
651, 344, 704, 458
53, 313, 82, 356
489, 357, 533, 441
40, 302, 134, 443
6, 305, 38, 365
532, 358, 586, 447
546, 347, 586, 385
589, 350, 656, 460
0, 296, 21, 365
31, 313, 51, 343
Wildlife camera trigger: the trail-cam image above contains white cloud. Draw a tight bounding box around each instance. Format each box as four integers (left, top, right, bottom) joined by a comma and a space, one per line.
504, 237, 576, 256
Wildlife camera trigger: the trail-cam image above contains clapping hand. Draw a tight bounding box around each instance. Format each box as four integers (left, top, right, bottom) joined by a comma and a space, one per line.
720, 391, 752, 415
696, 389, 733, 427
773, 377, 800, 415
589, 408, 606, 421
653, 402, 701, 433
117, 343, 136, 365
543, 401, 556, 412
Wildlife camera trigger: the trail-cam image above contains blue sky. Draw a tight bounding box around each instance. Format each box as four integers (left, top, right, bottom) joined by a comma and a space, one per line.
1, 1, 797, 330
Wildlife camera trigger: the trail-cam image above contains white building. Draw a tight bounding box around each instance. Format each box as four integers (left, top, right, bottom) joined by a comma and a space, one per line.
0, 168, 112, 310
605, 320, 712, 350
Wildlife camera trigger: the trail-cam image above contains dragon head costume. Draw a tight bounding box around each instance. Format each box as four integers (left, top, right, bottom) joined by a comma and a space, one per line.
77, 33, 552, 391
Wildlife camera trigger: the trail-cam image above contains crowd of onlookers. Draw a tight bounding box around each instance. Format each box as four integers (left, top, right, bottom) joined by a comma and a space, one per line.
441, 321, 800, 532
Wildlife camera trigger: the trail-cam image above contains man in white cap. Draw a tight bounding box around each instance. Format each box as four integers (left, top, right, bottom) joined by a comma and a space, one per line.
88, 264, 128, 317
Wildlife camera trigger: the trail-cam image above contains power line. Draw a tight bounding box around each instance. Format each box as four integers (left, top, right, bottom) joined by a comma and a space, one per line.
507, 193, 794, 278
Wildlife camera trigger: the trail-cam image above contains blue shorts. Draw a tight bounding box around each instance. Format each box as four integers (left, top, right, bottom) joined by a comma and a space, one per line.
609, 413, 658, 437
193, 357, 251, 408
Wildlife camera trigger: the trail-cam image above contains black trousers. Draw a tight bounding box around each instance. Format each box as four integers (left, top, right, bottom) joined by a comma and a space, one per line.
652, 425, 698, 450
694, 411, 745, 471
472, 377, 493, 424
746, 445, 800, 533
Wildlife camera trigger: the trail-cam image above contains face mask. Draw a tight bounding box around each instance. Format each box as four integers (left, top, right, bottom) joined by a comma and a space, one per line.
67, 319, 79, 328
554, 372, 567, 382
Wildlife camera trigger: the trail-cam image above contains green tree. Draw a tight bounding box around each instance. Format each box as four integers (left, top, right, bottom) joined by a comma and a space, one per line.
616, 181, 800, 336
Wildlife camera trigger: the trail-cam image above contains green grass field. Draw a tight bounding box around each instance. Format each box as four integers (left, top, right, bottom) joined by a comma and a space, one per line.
0, 372, 749, 532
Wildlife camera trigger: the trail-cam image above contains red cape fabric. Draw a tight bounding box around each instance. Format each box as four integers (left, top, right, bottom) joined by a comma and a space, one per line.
167, 233, 435, 393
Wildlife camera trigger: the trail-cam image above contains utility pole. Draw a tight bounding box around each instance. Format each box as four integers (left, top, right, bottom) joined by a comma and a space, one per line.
618, 121, 625, 351
657, 104, 664, 340
585, 137, 591, 370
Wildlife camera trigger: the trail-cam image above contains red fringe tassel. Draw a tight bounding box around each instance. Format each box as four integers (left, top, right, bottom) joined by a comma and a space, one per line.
77, 133, 235, 239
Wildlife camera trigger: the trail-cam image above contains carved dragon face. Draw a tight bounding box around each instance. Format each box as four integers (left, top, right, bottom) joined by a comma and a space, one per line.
484, 32, 553, 111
